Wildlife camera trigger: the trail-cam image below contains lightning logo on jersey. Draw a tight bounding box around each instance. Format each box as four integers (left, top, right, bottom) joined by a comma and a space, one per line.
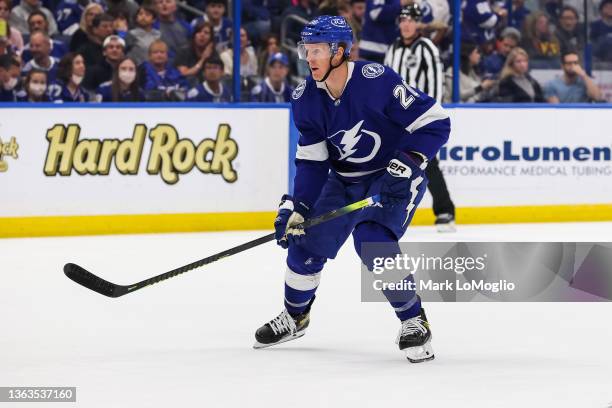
328, 120, 381, 163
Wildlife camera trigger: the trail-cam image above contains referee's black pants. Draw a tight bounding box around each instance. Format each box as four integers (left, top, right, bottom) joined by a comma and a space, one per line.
425, 157, 455, 216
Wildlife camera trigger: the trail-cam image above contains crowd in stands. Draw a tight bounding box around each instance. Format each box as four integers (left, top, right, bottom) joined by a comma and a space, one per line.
0, 0, 610, 103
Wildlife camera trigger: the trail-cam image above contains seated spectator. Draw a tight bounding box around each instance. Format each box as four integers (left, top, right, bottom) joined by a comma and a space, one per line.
21, 11, 67, 62
220, 27, 258, 78
555, 6, 584, 54
126, 6, 161, 65
83, 34, 125, 90
67, 3, 103, 50
495, 47, 545, 102
77, 13, 114, 68
154, 0, 191, 58
9, 0, 58, 36
461, 0, 507, 45
242, 0, 271, 45
51, 52, 90, 102
256, 33, 279, 77
186, 55, 231, 102
281, 0, 319, 46
250, 52, 293, 102
174, 20, 217, 83
544, 50, 602, 103
191, 0, 232, 52
482, 27, 520, 78
522, 12, 561, 67
0, 53, 21, 100
590, 0, 612, 61
139, 39, 188, 100
106, 0, 139, 24
509, 0, 530, 30
22, 30, 58, 82
16, 67, 52, 101
349, 0, 365, 40
444, 42, 496, 102
0, 0, 24, 55
110, 10, 129, 39
96, 56, 144, 101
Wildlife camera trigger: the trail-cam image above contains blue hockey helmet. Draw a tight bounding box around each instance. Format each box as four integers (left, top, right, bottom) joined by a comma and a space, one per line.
298, 15, 353, 59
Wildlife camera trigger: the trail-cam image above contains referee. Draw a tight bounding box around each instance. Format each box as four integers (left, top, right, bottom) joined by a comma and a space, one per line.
384, 3, 456, 232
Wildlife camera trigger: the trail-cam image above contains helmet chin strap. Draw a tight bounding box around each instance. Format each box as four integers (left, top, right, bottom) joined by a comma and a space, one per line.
314, 51, 347, 83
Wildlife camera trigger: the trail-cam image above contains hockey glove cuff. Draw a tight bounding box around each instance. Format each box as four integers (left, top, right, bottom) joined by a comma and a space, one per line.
274, 195, 310, 249
379, 151, 428, 207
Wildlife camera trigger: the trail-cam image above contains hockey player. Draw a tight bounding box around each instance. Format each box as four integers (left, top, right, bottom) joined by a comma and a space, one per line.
253, 15, 450, 362
385, 3, 456, 231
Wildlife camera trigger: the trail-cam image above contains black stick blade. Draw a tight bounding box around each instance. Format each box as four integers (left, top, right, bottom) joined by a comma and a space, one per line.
64, 263, 126, 298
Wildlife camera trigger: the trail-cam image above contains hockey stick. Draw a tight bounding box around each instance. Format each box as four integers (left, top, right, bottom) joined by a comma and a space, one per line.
64, 194, 380, 298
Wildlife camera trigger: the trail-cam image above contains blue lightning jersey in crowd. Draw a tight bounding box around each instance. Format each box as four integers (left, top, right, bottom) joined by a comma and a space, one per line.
290, 60, 450, 209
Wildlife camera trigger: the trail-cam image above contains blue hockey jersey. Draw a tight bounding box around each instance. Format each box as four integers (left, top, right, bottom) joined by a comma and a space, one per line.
461, 0, 499, 44
359, 0, 401, 61
290, 60, 450, 208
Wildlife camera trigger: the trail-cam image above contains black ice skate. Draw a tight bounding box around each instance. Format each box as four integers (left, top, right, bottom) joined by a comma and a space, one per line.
435, 213, 456, 233
396, 308, 435, 363
253, 304, 312, 349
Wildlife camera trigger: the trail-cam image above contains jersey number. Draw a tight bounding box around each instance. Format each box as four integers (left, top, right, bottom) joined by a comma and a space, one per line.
393, 84, 417, 109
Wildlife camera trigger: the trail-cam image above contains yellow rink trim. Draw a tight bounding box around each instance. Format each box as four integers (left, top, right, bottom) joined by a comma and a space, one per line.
1, 204, 612, 238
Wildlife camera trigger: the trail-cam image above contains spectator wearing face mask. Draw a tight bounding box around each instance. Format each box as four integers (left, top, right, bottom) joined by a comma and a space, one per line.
22, 30, 59, 82
83, 34, 125, 90
9, 0, 58, 36
139, 38, 188, 100
51, 52, 90, 102
17, 68, 52, 101
21, 11, 68, 63
186, 55, 231, 102
0, 54, 21, 101
96, 56, 144, 101
250, 52, 292, 102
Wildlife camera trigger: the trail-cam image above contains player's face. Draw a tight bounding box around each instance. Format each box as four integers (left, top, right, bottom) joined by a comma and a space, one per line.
299, 43, 332, 80
399, 16, 419, 40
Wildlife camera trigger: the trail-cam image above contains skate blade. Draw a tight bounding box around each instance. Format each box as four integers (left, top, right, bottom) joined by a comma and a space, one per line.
253, 330, 306, 349
404, 339, 435, 363
436, 222, 456, 233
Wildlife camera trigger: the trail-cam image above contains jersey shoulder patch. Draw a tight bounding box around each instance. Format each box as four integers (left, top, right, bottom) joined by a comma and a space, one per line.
361, 62, 385, 79
291, 80, 307, 100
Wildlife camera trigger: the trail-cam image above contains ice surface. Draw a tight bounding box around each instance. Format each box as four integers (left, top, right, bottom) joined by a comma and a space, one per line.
1, 222, 612, 408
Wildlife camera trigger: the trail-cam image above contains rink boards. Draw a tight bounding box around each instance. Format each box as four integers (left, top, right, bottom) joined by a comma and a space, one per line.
0, 104, 611, 237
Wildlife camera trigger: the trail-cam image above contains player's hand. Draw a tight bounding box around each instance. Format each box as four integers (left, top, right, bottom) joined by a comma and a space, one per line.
379, 151, 427, 207
274, 195, 309, 249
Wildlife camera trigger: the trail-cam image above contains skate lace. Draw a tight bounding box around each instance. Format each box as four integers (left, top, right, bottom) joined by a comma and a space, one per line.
398, 317, 427, 339
269, 310, 297, 335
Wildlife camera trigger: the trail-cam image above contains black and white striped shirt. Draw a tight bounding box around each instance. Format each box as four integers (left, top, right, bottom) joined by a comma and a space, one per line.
384, 36, 444, 102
